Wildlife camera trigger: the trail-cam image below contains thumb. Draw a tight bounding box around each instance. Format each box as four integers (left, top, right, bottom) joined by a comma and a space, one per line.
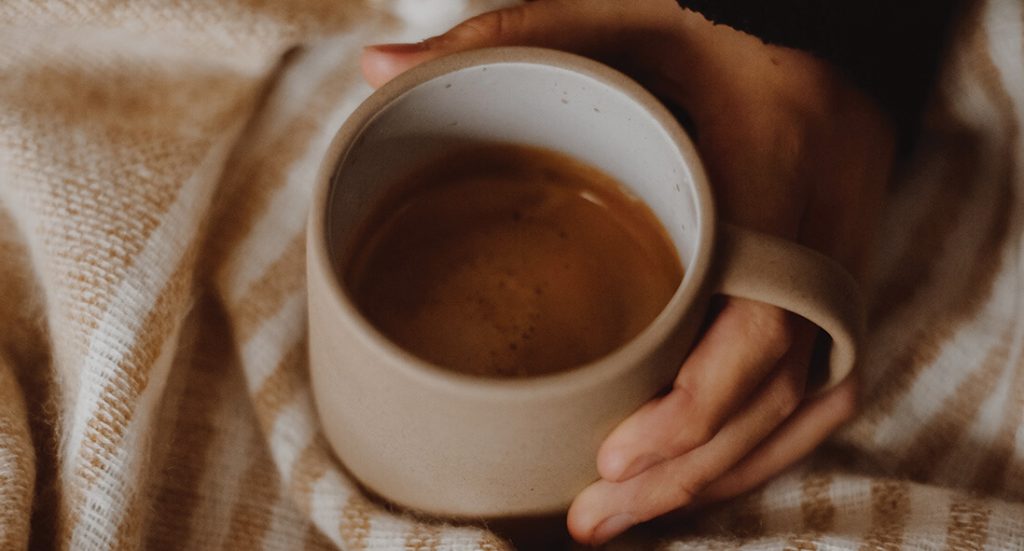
361, 2, 638, 88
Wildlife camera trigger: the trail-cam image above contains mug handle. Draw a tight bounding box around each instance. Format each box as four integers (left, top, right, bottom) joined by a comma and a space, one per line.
714, 224, 864, 393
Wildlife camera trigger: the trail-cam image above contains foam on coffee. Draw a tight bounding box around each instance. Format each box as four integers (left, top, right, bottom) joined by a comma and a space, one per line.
345, 144, 683, 377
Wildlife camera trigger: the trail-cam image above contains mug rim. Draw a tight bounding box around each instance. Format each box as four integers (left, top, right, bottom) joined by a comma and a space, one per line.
309, 46, 717, 395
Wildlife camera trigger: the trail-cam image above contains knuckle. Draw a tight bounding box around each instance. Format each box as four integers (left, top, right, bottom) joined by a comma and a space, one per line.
630, 483, 697, 524
742, 303, 795, 360
672, 490, 697, 514
769, 117, 811, 172
675, 473, 709, 509
678, 417, 718, 451
665, 381, 718, 452
670, 376, 698, 409
770, 373, 804, 419
458, 7, 526, 43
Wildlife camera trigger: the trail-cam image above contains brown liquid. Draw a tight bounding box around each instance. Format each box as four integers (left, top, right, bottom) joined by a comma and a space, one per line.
345, 144, 683, 377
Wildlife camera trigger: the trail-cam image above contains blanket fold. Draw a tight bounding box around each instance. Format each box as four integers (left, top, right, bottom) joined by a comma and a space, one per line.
1, 0, 1022, 549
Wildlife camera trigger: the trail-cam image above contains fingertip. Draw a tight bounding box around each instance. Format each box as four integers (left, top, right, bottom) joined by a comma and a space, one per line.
358, 47, 392, 88
596, 442, 629, 481
359, 44, 430, 88
598, 440, 663, 482
591, 513, 636, 545
565, 513, 593, 545
566, 490, 602, 545
595, 398, 667, 481
568, 490, 636, 546
618, 453, 665, 482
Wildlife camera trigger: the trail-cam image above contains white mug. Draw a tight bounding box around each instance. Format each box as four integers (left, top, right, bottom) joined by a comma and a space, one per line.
307, 47, 862, 518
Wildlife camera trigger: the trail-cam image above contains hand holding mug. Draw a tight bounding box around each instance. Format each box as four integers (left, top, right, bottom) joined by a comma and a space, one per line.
360, 0, 895, 544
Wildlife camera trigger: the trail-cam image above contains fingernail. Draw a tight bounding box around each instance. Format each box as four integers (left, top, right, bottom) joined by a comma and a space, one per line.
619, 453, 663, 480
365, 42, 428, 54
591, 513, 636, 544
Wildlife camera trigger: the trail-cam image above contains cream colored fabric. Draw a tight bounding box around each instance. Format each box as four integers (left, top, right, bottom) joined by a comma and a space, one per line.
0, 0, 1021, 549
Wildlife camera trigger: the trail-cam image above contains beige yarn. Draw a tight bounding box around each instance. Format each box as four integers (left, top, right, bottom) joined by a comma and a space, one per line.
0, 0, 1021, 549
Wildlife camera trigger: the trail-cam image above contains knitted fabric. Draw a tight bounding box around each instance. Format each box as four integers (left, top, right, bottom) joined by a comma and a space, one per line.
0, 0, 1022, 549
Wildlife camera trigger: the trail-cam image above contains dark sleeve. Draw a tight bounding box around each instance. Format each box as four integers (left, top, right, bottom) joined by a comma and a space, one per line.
677, 0, 964, 148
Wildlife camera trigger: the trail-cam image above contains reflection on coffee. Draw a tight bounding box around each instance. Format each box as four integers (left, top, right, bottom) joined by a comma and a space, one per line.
345, 144, 683, 377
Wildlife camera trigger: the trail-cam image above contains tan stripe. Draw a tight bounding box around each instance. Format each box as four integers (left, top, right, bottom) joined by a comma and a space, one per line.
897, 328, 1011, 480
859, 479, 910, 551
141, 300, 236, 551
855, 173, 1013, 437
783, 536, 818, 551
705, 540, 742, 551
252, 340, 307, 428
725, 486, 766, 540
303, 522, 335, 551
476, 532, 510, 551
663, 537, 735, 551
223, 447, 278, 549
8, 34, 252, 551
973, 342, 1024, 493
0, 214, 59, 551
970, 0, 1022, 148
209, 60, 361, 268
287, 435, 332, 514
12, 67, 253, 362
31, 135, 200, 322
960, 0, 1024, 495
0, 358, 35, 551
75, 237, 199, 487
112, 486, 148, 551
800, 472, 835, 533
867, 0, 994, 327
856, 0, 1019, 438
65, 238, 201, 549
868, 135, 980, 326
403, 523, 441, 551
227, 231, 305, 344
1005, 455, 1024, 498
945, 496, 991, 550
782, 469, 835, 551
339, 493, 373, 551
3, 61, 254, 139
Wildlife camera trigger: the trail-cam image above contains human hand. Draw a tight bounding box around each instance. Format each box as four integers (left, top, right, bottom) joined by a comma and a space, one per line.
361, 0, 895, 545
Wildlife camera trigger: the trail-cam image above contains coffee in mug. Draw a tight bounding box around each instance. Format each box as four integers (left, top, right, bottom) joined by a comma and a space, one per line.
344, 143, 683, 378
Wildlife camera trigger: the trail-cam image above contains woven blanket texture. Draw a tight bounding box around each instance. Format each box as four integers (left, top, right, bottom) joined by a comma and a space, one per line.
1, 0, 1023, 549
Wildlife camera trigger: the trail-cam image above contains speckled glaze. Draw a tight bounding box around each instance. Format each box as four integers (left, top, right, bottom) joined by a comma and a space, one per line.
307, 47, 863, 518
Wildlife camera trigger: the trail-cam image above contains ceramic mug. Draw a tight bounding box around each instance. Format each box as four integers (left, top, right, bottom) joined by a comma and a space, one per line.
307, 47, 863, 519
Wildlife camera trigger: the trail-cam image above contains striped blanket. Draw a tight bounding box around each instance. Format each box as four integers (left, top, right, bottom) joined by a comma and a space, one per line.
1, 0, 1022, 549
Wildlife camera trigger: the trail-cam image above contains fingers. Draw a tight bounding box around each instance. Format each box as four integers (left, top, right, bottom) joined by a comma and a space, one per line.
597, 299, 811, 482
360, 1, 691, 88
567, 352, 812, 545
361, 3, 588, 87
697, 375, 859, 503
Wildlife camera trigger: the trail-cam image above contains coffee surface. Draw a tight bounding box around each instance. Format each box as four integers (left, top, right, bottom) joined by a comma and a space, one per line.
345, 144, 683, 377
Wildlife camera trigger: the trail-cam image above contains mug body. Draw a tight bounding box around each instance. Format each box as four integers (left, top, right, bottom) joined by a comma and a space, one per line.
307, 47, 716, 517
